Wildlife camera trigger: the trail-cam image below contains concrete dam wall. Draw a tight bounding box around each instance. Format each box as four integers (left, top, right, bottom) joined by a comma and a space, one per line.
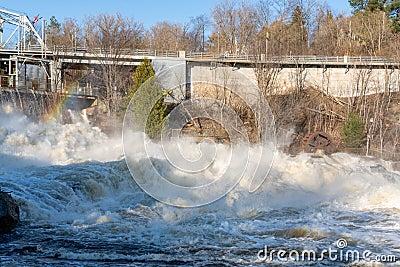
188, 62, 400, 98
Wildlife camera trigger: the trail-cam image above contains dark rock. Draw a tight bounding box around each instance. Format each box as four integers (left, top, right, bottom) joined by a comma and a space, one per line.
0, 190, 20, 234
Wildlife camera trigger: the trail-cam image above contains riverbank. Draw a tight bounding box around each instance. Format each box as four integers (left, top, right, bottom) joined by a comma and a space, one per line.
268, 87, 400, 161
54, 85, 399, 162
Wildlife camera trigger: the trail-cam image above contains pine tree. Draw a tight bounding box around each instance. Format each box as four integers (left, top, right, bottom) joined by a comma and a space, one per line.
128, 58, 155, 98
349, 0, 400, 31
349, 0, 385, 12
342, 113, 367, 148
387, 0, 400, 31
289, 6, 308, 54
127, 58, 168, 140
46, 16, 62, 46
48, 16, 61, 32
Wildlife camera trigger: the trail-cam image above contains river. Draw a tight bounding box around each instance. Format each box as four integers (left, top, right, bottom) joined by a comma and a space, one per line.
0, 107, 399, 266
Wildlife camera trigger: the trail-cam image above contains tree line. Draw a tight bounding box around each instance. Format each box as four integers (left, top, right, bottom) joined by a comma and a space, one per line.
46, 0, 400, 57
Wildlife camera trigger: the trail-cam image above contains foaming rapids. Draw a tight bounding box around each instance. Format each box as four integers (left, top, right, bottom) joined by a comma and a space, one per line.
1, 107, 400, 265
123, 131, 400, 213
0, 106, 399, 220
0, 107, 122, 167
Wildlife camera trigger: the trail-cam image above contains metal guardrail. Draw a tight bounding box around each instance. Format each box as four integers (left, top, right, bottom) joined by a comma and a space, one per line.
52, 46, 180, 58
185, 53, 400, 65
265, 55, 399, 64
2, 45, 400, 65
186, 51, 260, 61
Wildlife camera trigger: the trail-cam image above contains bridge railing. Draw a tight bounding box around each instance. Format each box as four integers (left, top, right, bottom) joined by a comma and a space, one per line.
267, 55, 399, 64
6, 45, 400, 65
52, 46, 180, 58
346, 56, 398, 64
186, 51, 261, 61
185, 53, 400, 65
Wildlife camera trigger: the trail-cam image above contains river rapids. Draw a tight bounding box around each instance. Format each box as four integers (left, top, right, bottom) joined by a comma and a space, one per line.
0, 107, 399, 266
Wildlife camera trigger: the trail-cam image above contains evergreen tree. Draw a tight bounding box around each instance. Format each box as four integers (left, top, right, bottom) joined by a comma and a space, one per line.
387, 0, 400, 31
342, 113, 367, 148
129, 58, 155, 96
48, 16, 61, 32
289, 6, 308, 54
349, 0, 400, 31
127, 58, 168, 139
349, 0, 385, 12
46, 16, 62, 46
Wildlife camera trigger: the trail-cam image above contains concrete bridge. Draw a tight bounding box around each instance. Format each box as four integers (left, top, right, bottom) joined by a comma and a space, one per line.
1, 46, 399, 98
0, 7, 399, 104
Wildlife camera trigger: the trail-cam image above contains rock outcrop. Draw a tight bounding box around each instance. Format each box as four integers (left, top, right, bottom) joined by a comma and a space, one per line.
0, 190, 20, 234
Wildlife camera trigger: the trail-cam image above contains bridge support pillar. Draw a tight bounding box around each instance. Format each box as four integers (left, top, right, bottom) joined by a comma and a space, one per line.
179, 51, 186, 58
14, 58, 19, 89
50, 61, 62, 92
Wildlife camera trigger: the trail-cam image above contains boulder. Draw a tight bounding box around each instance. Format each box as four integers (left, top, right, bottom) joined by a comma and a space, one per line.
0, 190, 20, 234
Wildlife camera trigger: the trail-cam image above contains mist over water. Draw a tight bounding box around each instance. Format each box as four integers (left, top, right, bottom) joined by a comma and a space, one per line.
0, 108, 399, 266
0, 106, 123, 167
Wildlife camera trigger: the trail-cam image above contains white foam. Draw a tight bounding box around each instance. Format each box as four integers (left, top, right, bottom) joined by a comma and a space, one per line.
0, 107, 399, 225
0, 109, 122, 167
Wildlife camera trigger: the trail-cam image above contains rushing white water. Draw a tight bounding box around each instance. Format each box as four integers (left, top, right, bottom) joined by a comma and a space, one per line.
0, 107, 123, 167
0, 109, 399, 266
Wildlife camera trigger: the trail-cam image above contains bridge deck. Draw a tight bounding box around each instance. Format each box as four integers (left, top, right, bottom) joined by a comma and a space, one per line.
0, 47, 399, 68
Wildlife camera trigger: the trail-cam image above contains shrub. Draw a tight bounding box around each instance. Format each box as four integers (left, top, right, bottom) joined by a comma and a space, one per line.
342, 112, 366, 148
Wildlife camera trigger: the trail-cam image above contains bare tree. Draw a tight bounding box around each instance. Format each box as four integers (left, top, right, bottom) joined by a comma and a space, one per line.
146, 21, 191, 51
83, 13, 144, 114
311, 9, 341, 55
350, 10, 393, 56
188, 15, 210, 52
46, 17, 82, 49
255, 61, 282, 95
210, 0, 259, 54
61, 18, 83, 48
255, 0, 322, 56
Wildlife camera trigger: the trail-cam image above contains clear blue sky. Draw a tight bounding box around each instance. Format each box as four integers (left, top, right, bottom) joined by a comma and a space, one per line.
0, 0, 352, 29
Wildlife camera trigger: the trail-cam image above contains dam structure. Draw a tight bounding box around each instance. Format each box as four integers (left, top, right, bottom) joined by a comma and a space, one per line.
0, 7, 399, 111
